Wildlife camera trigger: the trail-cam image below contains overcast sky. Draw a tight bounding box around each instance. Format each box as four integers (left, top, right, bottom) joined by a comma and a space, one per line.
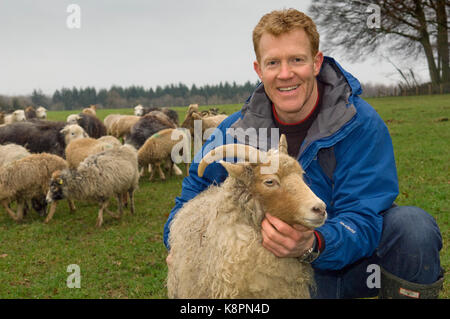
0, 0, 430, 96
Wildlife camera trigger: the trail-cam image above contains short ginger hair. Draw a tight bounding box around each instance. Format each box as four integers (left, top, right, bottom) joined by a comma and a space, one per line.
252, 9, 320, 62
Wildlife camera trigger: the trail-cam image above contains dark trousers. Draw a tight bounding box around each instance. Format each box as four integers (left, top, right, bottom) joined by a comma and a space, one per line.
312, 206, 443, 298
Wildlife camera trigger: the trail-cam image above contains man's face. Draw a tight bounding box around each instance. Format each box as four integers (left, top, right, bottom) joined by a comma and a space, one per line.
254, 28, 323, 123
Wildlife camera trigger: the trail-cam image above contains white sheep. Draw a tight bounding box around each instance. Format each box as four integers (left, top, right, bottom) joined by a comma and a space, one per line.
137, 128, 189, 181
109, 115, 141, 139
45, 144, 140, 227
0, 153, 68, 222
66, 114, 81, 125
4, 110, 26, 124
60, 124, 89, 146
103, 114, 123, 135
167, 135, 327, 298
82, 105, 97, 116
65, 136, 120, 169
134, 104, 144, 116
36, 106, 47, 119
191, 112, 227, 139
0, 144, 31, 167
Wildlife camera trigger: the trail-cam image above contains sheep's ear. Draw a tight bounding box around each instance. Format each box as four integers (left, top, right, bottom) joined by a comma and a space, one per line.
219, 160, 245, 179
279, 134, 288, 155
60, 127, 68, 134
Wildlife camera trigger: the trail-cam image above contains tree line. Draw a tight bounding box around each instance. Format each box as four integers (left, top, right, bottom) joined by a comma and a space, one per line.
1, 80, 447, 112
0, 81, 260, 111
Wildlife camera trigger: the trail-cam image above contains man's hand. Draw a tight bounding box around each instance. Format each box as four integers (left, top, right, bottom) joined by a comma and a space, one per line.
261, 213, 315, 258
166, 253, 173, 267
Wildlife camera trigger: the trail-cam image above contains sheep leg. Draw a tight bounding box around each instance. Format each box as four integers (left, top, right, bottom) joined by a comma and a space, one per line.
148, 165, 155, 181
15, 200, 25, 222
96, 201, 109, 228
122, 192, 128, 208
168, 160, 174, 177
157, 163, 166, 180
1, 200, 19, 221
172, 163, 183, 176
128, 189, 135, 215
68, 199, 76, 212
105, 196, 122, 219
44, 202, 58, 224
116, 194, 124, 218
103, 201, 118, 218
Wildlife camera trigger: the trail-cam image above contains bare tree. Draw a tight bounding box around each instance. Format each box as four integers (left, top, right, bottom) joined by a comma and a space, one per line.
308, 0, 449, 85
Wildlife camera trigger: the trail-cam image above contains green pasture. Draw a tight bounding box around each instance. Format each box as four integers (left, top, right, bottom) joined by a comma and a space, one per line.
0, 95, 448, 298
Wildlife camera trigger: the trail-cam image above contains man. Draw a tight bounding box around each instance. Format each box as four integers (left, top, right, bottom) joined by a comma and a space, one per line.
164, 9, 443, 298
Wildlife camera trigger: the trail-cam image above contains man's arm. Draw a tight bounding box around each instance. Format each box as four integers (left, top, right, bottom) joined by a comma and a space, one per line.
163, 112, 242, 249
260, 102, 399, 270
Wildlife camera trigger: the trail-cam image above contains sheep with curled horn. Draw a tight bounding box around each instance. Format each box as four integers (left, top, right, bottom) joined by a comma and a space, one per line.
167, 134, 327, 299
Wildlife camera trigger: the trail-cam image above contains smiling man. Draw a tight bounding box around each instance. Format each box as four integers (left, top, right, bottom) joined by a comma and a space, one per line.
164, 9, 443, 299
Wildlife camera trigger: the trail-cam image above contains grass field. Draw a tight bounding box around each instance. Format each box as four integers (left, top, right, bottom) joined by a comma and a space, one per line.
0, 94, 448, 298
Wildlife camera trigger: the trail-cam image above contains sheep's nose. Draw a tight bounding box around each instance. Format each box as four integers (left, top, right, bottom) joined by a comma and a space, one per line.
312, 202, 326, 217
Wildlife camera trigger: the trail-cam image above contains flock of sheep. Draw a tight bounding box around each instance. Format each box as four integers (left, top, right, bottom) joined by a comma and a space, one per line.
0, 103, 227, 227
1, 102, 325, 299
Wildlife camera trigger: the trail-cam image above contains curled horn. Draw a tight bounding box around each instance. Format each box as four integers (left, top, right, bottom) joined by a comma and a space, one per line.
198, 144, 265, 177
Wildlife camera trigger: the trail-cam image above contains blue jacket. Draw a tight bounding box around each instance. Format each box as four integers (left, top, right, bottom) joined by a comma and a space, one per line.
163, 57, 399, 270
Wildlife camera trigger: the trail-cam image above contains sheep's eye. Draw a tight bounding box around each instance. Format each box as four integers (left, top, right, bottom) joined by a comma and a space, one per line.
263, 179, 275, 187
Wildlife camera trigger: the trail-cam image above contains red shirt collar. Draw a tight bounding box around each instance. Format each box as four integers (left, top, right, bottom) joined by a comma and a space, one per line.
272, 92, 320, 126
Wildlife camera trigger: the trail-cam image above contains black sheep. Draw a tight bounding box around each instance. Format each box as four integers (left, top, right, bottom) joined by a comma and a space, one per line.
125, 114, 175, 149
75, 113, 107, 139
139, 107, 179, 126
0, 121, 67, 157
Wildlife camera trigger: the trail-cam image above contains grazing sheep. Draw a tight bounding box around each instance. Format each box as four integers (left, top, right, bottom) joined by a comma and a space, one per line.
103, 114, 123, 135
137, 128, 189, 181
65, 136, 120, 169
45, 144, 140, 227
0, 153, 68, 222
134, 105, 179, 126
82, 105, 97, 116
110, 115, 141, 139
0, 144, 31, 167
133, 104, 145, 116
66, 114, 80, 125
180, 104, 200, 135
36, 106, 47, 119
4, 110, 26, 124
97, 135, 122, 146
25, 106, 37, 120
167, 135, 327, 298
67, 113, 106, 139
0, 144, 51, 217
125, 114, 175, 149
191, 112, 228, 139
60, 124, 89, 146
0, 121, 87, 157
